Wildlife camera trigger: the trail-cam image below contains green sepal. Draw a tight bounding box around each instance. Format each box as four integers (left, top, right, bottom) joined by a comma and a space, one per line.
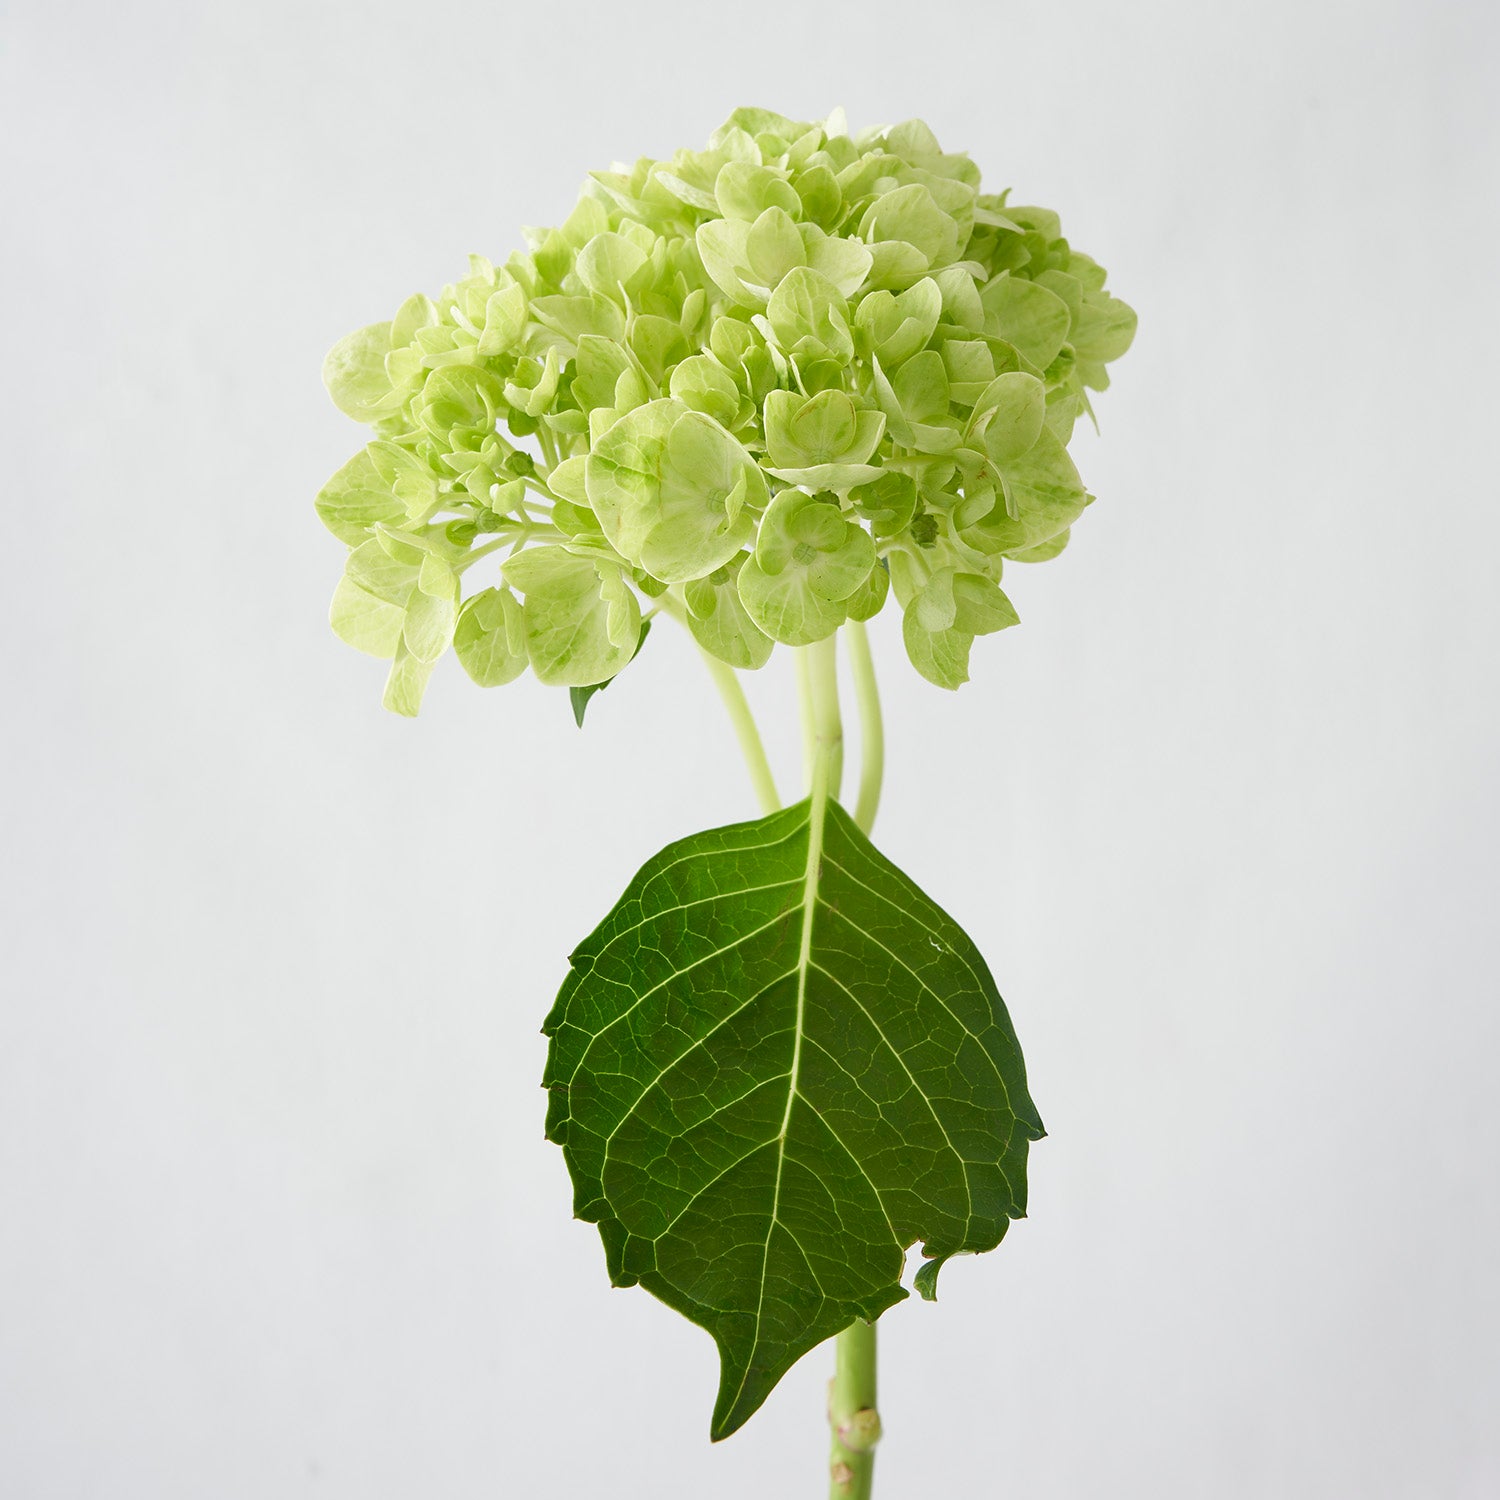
979, 274, 1072, 369
401, 554, 459, 664
381, 637, 435, 717
683, 555, 774, 669
764, 266, 853, 364
367, 440, 441, 521
860, 183, 962, 275
323, 322, 395, 422
669, 355, 745, 429
585, 399, 762, 583
329, 574, 404, 659
1007, 529, 1071, 564
854, 277, 942, 367
476, 282, 527, 357
843, 557, 890, 621
453, 587, 528, 688
737, 489, 875, 645
502, 545, 642, 687
902, 568, 1019, 688
344, 537, 419, 607
315, 448, 407, 545
715, 161, 802, 222
763, 388, 885, 470
1070, 289, 1138, 362
972, 372, 1046, 463
570, 617, 653, 726
871, 352, 962, 454
850, 471, 918, 537
971, 429, 1089, 553
576, 232, 651, 304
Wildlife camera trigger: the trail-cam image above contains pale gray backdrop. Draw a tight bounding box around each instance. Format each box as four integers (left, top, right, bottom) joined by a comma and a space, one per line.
3, 1, 1497, 1495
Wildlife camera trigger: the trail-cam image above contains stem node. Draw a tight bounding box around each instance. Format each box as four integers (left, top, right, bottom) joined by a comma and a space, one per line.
839, 1407, 882, 1452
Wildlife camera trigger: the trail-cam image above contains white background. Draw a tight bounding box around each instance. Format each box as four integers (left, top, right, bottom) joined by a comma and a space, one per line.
4, 2, 1498, 1495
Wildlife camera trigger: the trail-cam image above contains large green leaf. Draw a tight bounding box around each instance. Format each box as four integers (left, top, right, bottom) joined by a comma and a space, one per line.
543, 794, 1043, 1440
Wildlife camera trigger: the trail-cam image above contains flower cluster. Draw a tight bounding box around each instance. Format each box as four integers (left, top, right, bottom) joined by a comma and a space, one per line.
317, 108, 1135, 714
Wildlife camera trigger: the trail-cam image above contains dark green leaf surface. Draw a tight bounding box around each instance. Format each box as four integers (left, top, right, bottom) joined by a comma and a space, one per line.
543, 796, 1043, 1439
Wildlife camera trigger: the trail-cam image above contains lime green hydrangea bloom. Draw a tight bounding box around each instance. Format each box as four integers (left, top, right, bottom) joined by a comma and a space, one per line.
317, 107, 1135, 714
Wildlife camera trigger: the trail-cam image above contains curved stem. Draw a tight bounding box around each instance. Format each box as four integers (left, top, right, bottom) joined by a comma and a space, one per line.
659, 592, 781, 815
842, 621, 884, 836
456, 533, 517, 572
518, 477, 559, 508
700, 649, 781, 816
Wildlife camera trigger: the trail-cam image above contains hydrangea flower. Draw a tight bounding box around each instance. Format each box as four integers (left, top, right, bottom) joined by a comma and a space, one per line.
317, 107, 1135, 714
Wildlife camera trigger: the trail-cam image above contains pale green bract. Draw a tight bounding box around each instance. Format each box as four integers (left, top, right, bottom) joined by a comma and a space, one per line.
317, 108, 1135, 713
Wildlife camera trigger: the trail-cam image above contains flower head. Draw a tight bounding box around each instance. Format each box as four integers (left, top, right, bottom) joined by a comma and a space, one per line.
317, 108, 1135, 713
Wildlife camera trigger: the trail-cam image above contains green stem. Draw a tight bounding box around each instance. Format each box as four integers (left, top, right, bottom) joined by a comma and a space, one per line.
829, 1318, 880, 1500
843, 620, 883, 836
518, 477, 559, 508
456, 534, 514, 572
804, 633, 843, 802
457, 526, 562, 573
796, 644, 818, 794
660, 593, 781, 816
701, 650, 781, 817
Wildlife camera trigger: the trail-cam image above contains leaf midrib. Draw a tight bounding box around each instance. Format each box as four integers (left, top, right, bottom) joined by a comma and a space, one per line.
782, 779, 827, 1139
737, 772, 830, 1416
